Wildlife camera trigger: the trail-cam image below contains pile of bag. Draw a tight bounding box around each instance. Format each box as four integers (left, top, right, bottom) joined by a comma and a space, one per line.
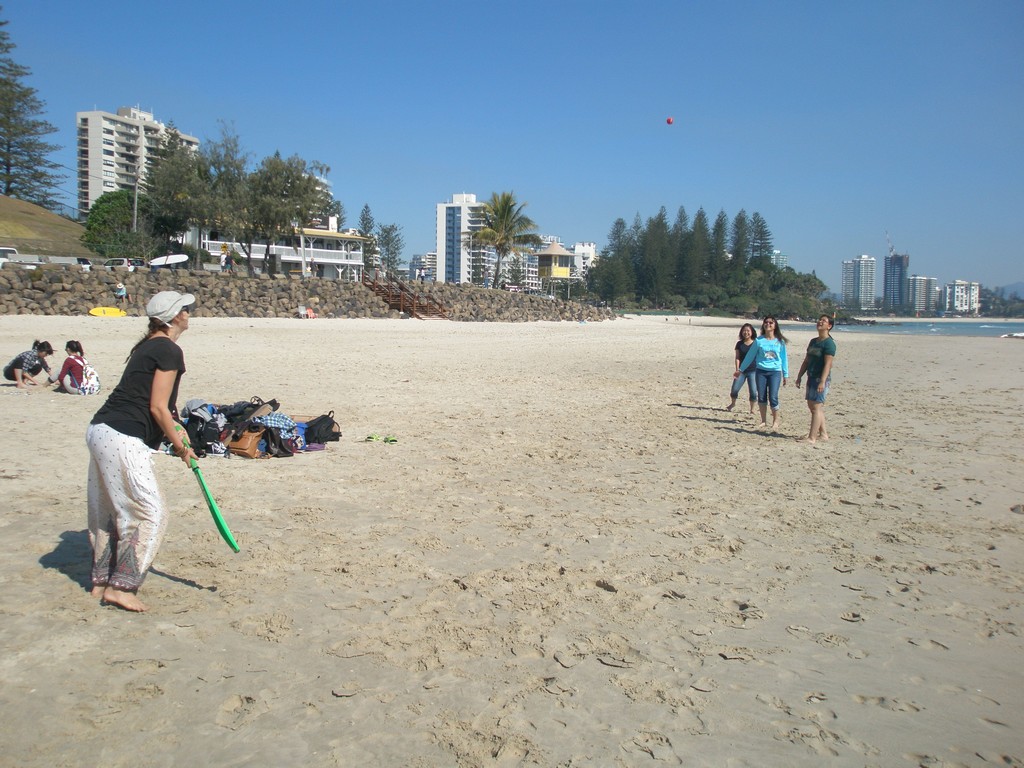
182, 396, 341, 459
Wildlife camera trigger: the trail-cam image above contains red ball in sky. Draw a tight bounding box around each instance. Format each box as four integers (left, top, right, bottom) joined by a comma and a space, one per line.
666, 117, 674, 125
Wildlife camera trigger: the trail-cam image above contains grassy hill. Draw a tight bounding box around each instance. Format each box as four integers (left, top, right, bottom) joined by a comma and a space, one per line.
0, 195, 93, 258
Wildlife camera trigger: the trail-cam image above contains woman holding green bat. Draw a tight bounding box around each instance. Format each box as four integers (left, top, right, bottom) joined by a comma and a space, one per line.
86, 291, 198, 612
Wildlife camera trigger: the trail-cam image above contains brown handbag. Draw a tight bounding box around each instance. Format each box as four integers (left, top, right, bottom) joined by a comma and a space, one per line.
228, 427, 264, 458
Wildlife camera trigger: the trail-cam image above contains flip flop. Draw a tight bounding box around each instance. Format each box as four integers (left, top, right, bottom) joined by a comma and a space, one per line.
365, 433, 381, 442
383, 436, 398, 444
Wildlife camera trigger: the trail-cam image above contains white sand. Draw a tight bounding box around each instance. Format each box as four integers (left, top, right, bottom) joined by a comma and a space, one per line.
1, 313, 1022, 767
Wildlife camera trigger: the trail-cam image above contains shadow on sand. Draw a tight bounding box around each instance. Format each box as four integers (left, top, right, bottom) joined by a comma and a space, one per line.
39, 529, 216, 592
669, 403, 790, 438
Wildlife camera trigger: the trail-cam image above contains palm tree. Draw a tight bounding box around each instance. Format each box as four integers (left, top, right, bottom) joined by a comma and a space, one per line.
471, 191, 542, 288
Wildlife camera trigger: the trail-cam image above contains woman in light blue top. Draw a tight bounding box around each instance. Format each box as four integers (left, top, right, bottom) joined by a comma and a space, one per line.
736, 316, 789, 431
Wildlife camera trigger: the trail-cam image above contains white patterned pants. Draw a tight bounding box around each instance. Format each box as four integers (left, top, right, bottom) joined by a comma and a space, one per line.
86, 423, 168, 591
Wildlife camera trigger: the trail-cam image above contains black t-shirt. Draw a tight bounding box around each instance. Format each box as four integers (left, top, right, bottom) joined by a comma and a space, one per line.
735, 340, 755, 372
92, 336, 185, 448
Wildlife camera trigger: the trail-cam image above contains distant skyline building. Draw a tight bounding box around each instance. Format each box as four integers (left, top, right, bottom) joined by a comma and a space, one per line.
435, 193, 489, 284
907, 274, 938, 313
571, 241, 597, 276
883, 251, 910, 310
841, 254, 877, 310
408, 252, 437, 281
76, 106, 198, 215
770, 249, 789, 270
942, 280, 981, 316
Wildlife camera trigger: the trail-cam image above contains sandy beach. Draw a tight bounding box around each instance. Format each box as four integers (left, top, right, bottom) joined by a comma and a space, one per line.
1, 313, 1022, 767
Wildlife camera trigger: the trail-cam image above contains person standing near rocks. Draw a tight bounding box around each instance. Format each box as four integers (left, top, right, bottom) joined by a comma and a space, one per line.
86, 291, 198, 612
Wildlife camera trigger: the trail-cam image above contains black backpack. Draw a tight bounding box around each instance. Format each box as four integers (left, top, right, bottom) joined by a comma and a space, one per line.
305, 411, 341, 443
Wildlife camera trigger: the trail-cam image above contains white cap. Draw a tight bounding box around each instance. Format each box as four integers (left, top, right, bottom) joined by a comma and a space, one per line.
146, 291, 195, 324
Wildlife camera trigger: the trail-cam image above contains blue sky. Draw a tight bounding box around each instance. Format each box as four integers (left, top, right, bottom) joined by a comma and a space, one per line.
7, 0, 1023, 293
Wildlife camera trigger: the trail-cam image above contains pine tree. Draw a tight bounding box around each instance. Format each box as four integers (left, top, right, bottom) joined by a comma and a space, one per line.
358, 204, 378, 268
0, 12, 62, 208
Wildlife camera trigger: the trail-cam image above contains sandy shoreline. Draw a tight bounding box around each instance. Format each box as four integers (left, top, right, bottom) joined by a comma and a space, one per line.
1, 314, 1022, 766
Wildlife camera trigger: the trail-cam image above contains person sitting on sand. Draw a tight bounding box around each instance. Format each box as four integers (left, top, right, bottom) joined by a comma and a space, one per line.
737, 316, 789, 431
795, 314, 837, 444
54, 340, 101, 395
726, 323, 758, 414
3, 340, 55, 388
86, 291, 198, 612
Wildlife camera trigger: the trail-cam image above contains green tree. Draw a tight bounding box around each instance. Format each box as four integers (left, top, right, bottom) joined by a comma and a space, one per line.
709, 210, 729, 285
81, 189, 159, 259
146, 126, 202, 251
589, 218, 635, 306
472, 191, 542, 288
199, 124, 256, 272
0, 11, 62, 208
749, 212, 774, 271
680, 208, 710, 298
506, 252, 526, 288
377, 222, 404, 274
729, 209, 750, 279
358, 204, 378, 269
638, 207, 672, 305
248, 152, 333, 276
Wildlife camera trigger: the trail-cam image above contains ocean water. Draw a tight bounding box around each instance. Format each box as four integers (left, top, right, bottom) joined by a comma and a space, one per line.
836, 320, 1024, 338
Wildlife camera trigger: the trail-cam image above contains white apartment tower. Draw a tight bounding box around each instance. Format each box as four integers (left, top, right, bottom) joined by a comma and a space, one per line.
942, 280, 981, 316
907, 275, 938, 313
76, 107, 199, 215
841, 254, 877, 311
435, 193, 491, 284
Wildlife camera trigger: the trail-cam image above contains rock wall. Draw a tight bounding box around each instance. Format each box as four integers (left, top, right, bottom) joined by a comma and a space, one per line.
0, 265, 615, 322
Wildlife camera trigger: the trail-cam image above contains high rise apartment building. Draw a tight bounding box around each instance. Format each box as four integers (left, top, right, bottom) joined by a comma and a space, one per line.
942, 280, 981, 316
435, 193, 492, 284
76, 106, 199, 215
907, 275, 938, 313
883, 252, 910, 310
841, 254, 876, 311
770, 249, 789, 270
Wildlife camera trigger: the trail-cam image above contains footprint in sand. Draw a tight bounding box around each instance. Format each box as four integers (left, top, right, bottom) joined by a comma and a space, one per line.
852, 694, 923, 712
626, 730, 681, 763
215, 693, 269, 730
786, 625, 850, 647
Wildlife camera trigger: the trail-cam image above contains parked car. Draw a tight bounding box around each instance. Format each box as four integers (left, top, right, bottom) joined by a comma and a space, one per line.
103, 257, 146, 271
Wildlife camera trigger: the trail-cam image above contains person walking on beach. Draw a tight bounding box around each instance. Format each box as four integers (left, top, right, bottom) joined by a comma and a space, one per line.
86, 291, 198, 612
4, 340, 54, 388
795, 314, 837, 444
726, 323, 758, 414
737, 316, 789, 431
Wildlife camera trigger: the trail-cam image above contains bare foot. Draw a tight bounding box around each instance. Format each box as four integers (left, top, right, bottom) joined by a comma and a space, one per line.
725, 402, 735, 412
818, 433, 829, 441
102, 586, 148, 612
91, 585, 106, 598
796, 436, 816, 444
756, 422, 768, 431
771, 416, 781, 431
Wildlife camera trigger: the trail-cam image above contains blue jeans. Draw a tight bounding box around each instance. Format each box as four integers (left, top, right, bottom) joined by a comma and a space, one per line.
756, 369, 782, 410
731, 369, 757, 401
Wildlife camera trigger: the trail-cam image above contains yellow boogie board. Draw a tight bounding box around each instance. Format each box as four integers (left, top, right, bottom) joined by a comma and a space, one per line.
89, 306, 127, 317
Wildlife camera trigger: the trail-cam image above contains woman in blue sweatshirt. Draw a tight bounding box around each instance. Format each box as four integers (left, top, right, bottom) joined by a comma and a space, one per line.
736, 316, 789, 431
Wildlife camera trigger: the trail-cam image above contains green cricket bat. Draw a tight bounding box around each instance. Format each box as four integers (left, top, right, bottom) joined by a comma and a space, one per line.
175, 425, 240, 552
